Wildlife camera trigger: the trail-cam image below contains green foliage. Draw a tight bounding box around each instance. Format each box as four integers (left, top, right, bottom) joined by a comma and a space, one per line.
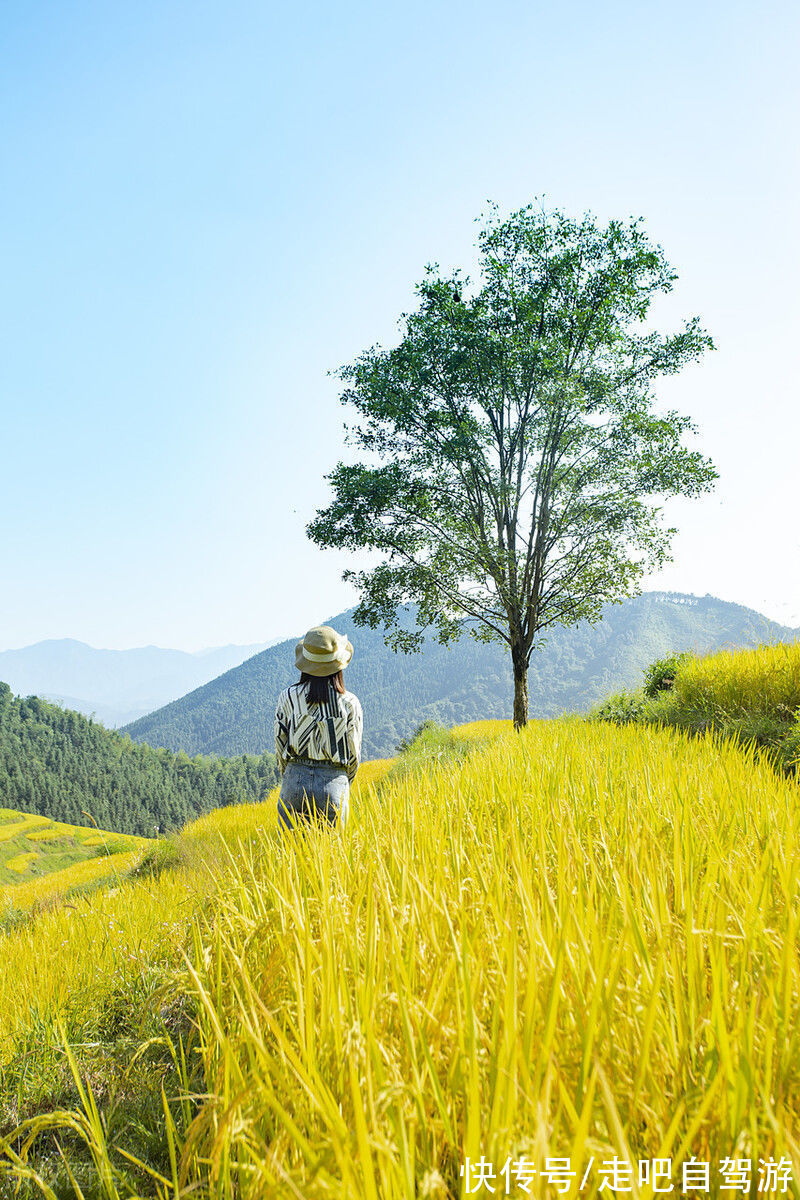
642, 651, 691, 697
0, 683, 279, 836
127, 836, 185, 880
784, 714, 800, 769
393, 721, 467, 764
394, 720, 438, 754
591, 690, 648, 724
308, 203, 717, 724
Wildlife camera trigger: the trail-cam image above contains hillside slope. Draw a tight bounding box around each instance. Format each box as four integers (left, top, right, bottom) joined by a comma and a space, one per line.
3, 709, 800, 1194
0, 685, 278, 836
123, 592, 799, 758
0, 806, 147, 891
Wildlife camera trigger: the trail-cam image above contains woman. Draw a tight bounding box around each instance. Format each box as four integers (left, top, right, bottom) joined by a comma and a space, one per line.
274, 625, 363, 831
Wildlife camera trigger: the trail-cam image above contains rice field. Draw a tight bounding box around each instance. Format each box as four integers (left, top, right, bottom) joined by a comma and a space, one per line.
594, 641, 800, 777
4, 852, 37, 874
0, 808, 149, 891
671, 640, 800, 718
2, 711, 799, 1197
0, 848, 145, 920
0, 814, 50, 843
26, 828, 76, 844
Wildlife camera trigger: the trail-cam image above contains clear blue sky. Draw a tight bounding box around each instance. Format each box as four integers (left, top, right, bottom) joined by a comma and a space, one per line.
2, 0, 798, 650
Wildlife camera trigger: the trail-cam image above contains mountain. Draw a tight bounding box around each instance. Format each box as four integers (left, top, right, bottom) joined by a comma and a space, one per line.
122, 592, 800, 760
0, 684, 279, 836
0, 638, 282, 727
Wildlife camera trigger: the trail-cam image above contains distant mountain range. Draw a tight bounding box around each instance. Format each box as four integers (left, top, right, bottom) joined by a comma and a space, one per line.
122, 592, 799, 760
0, 638, 283, 726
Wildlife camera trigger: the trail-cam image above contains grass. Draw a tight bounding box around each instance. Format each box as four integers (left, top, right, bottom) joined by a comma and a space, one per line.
2, 704, 800, 1197
385, 718, 512, 786
26, 830, 76, 844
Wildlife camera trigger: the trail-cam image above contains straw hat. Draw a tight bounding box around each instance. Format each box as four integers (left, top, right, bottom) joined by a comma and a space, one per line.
295, 625, 354, 676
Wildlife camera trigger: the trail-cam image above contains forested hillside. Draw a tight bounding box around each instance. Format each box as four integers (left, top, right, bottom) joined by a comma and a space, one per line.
123, 592, 799, 759
0, 684, 279, 836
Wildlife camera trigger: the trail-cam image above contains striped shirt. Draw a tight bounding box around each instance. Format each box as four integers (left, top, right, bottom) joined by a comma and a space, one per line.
274, 682, 363, 782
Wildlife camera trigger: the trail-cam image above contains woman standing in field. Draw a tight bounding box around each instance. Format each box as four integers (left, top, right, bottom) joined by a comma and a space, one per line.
274, 625, 363, 831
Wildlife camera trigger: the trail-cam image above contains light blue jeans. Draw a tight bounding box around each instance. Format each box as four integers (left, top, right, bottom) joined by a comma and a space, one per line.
278, 762, 350, 831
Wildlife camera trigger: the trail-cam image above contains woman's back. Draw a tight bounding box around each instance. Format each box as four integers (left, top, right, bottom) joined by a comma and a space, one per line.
275, 679, 362, 774
274, 625, 363, 831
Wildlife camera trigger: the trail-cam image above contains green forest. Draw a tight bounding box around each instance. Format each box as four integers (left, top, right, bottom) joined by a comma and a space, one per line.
0, 683, 279, 836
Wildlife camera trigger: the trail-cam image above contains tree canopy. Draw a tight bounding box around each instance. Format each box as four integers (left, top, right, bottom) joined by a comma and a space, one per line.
308, 204, 717, 725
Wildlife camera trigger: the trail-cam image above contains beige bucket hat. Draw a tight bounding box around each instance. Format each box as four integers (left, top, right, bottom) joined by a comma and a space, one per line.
295, 625, 354, 676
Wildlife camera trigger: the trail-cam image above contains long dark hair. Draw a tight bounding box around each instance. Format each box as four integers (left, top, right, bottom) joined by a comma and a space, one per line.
300, 670, 345, 704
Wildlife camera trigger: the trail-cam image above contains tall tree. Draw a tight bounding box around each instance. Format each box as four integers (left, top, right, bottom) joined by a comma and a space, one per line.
308, 204, 717, 727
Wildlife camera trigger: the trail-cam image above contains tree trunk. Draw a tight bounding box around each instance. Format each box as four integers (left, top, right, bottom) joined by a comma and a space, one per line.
512, 648, 528, 730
